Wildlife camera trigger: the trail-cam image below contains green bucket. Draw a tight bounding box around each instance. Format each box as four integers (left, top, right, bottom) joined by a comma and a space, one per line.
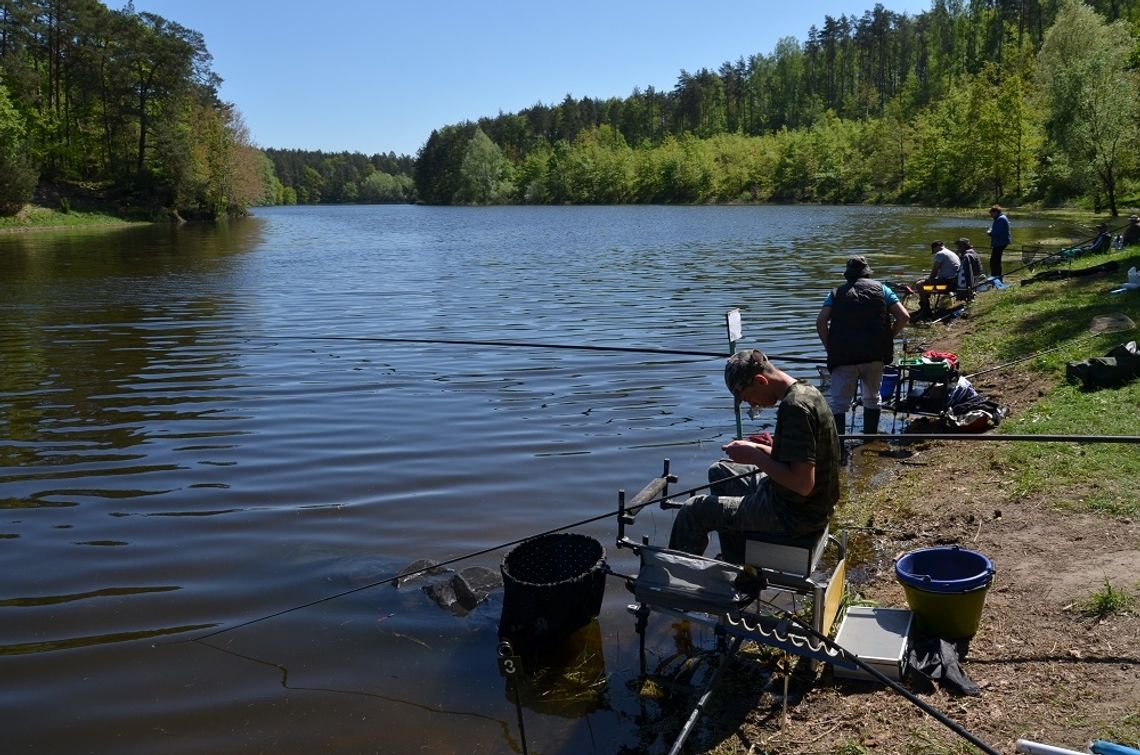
895, 546, 995, 640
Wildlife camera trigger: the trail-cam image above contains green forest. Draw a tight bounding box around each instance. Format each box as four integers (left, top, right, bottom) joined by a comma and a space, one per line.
0, 0, 273, 218
2, 0, 1140, 218
415, 0, 1140, 214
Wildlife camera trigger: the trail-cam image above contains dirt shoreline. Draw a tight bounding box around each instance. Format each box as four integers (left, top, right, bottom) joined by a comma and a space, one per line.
707, 315, 1140, 754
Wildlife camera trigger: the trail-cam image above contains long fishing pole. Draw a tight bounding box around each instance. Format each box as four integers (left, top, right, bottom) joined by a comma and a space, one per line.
964, 340, 1081, 379
190, 428, 1138, 642
774, 605, 1001, 755
234, 333, 826, 365
961, 313, 1134, 380
994, 222, 1127, 282
840, 433, 1140, 443
186, 467, 755, 642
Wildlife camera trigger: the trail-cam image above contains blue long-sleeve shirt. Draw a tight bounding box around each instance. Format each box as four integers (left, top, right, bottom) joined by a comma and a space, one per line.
988, 213, 1011, 247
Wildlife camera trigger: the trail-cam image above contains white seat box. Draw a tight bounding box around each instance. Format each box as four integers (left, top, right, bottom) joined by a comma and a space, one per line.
832, 606, 911, 682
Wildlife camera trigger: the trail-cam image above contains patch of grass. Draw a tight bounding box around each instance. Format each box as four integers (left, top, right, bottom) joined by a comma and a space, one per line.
833, 742, 871, 755
1081, 577, 1136, 620
1101, 712, 1140, 748
906, 726, 983, 754
960, 247, 1140, 370
0, 205, 141, 231
1000, 381, 1140, 515
956, 250, 1140, 516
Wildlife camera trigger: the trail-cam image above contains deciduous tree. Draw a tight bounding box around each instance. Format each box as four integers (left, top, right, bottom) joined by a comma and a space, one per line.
0, 77, 37, 214
1036, 0, 1139, 215
454, 127, 510, 204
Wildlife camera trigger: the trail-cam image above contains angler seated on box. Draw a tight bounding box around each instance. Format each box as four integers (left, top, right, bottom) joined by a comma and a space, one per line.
668, 350, 841, 568
954, 238, 985, 301
915, 240, 961, 318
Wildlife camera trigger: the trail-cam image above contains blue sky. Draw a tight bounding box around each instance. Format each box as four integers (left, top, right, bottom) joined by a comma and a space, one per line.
122, 1, 934, 157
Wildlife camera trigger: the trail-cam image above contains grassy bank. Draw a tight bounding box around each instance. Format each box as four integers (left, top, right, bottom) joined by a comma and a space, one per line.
717, 248, 1140, 754
0, 204, 146, 232
955, 247, 1140, 517
838, 247, 1140, 538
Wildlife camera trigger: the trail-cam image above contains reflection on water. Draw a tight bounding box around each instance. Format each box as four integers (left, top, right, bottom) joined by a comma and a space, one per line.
502, 621, 610, 719
0, 206, 1057, 753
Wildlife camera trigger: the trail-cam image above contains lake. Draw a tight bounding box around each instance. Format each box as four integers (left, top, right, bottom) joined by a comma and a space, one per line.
0, 205, 1052, 753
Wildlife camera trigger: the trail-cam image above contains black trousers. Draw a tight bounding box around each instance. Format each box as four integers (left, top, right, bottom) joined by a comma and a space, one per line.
990, 245, 1007, 280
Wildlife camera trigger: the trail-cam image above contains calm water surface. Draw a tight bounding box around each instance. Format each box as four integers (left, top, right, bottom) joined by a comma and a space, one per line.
0, 206, 1053, 753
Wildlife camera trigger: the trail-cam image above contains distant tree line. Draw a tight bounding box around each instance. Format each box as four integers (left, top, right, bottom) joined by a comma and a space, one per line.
414, 0, 1140, 215
0, 1, 417, 217
263, 148, 415, 205
4, 0, 1139, 218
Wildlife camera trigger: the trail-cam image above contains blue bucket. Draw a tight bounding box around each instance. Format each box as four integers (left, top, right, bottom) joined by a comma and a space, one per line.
895, 546, 995, 639
880, 366, 899, 401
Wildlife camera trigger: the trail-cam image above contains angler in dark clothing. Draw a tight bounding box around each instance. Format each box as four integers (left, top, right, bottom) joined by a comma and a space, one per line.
1084, 223, 1113, 254
816, 255, 910, 435
986, 205, 1011, 281
1122, 215, 1140, 247
955, 238, 984, 296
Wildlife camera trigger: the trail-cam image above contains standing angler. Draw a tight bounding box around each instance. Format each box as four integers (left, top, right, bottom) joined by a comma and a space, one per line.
816, 255, 910, 435
986, 204, 1012, 281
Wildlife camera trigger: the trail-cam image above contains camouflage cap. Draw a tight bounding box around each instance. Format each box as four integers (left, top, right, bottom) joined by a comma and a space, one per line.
724, 350, 769, 406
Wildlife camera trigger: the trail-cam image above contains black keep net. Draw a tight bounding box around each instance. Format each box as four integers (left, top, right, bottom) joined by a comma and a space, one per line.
498, 533, 607, 649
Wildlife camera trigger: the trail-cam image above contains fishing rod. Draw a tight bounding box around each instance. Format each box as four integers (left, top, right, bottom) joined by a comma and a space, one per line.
187, 466, 760, 642
234, 333, 826, 365
840, 433, 1140, 443
771, 603, 1000, 755
964, 340, 1081, 379
191, 424, 1138, 642
962, 313, 1134, 380
994, 222, 1127, 283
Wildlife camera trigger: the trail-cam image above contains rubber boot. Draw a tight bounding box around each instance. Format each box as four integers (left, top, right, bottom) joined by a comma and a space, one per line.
835, 412, 851, 466
863, 409, 881, 436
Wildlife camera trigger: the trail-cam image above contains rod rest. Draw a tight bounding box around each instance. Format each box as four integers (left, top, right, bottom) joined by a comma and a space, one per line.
616, 460, 674, 548
620, 475, 677, 523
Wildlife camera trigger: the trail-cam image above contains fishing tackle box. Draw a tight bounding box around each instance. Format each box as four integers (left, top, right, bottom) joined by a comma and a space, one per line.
831, 605, 912, 682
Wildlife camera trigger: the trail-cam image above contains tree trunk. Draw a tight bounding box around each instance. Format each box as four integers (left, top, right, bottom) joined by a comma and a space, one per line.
137, 87, 147, 177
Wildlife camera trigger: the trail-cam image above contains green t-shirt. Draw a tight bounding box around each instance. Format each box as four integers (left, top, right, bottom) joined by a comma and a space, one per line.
769, 381, 841, 534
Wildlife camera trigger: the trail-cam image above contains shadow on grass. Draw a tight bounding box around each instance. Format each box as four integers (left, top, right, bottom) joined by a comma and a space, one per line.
980, 255, 1140, 361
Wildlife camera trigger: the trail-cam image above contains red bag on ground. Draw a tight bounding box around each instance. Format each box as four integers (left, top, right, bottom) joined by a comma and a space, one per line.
922, 350, 959, 369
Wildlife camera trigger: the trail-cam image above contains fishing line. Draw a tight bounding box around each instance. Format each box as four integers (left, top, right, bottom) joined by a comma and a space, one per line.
232, 333, 826, 365
992, 222, 1128, 282
187, 467, 758, 642
190, 426, 1139, 642
840, 433, 1140, 443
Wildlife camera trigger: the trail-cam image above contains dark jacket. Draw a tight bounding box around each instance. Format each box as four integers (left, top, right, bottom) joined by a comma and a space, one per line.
826, 278, 892, 369
958, 248, 983, 290
1122, 223, 1140, 246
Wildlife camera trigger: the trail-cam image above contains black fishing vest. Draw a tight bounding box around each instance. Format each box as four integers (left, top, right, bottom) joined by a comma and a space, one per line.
827, 278, 892, 369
